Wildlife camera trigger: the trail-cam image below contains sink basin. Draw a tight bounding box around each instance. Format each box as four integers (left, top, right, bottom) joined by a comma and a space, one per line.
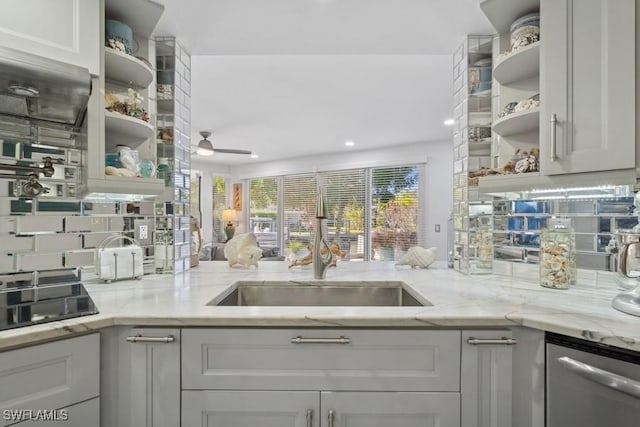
208, 281, 431, 307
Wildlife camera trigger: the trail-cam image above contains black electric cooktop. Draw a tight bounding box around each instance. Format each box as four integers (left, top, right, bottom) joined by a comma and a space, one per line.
0, 270, 98, 331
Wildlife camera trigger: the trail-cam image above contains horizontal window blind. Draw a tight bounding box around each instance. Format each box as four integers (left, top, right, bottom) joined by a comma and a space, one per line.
319, 169, 366, 260
247, 164, 422, 262
249, 177, 279, 248
370, 166, 420, 261
212, 176, 227, 243
283, 174, 317, 257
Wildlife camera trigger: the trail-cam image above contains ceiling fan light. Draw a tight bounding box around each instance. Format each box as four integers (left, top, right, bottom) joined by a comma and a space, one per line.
197, 139, 214, 156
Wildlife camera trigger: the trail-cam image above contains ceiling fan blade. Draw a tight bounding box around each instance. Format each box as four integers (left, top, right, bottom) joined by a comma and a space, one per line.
212, 148, 252, 155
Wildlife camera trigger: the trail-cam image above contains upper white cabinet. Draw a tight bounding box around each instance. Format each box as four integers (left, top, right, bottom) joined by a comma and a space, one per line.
0, 0, 100, 75
480, 0, 541, 188
539, 0, 635, 175
82, 0, 165, 196
479, 0, 636, 192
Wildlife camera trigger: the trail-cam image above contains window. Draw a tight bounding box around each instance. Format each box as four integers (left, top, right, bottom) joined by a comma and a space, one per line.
370, 166, 420, 261
190, 171, 201, 223
248, 164, 423, 261
212, 176, 227, 243
320, 169, 366, 260
249, 177, 279, 248
283, 174, 316, 257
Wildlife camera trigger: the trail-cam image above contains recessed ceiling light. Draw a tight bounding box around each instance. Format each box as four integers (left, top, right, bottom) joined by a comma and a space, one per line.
443, 119, 455, 126
250, 153, 259, 159
344, 140, 355, 147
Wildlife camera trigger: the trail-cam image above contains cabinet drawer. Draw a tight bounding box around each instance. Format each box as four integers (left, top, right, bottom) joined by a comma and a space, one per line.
0, 333, 100, 427
182, 329, 461, 391
9, 397, 99, 427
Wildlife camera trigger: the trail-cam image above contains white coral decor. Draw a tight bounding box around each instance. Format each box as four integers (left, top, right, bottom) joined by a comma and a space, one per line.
396, 246, 437, 269
224, 232, 263, 268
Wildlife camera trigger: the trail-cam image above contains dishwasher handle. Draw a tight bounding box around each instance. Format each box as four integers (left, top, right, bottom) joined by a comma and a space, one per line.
557, 356, 640, 399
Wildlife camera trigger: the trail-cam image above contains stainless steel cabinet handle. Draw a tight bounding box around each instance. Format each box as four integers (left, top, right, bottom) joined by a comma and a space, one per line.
291, 336, 350, 344
306, 409, 313, 427
550, 113, 558, 162
126, 334, 175, 343
328, 410, 335, 427
558, 356, 640, 399
467, 337, 517, 346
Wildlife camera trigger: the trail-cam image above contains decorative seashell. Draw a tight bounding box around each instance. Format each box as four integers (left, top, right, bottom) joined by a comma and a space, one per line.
514, 157, 531, 173
396, 246, 437, 269
224, 232, 262, 268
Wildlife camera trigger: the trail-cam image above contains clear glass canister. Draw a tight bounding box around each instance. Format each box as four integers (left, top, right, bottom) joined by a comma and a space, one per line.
470, 215, 493, 274
156, 157, 171, 186
540, 218, 576, 289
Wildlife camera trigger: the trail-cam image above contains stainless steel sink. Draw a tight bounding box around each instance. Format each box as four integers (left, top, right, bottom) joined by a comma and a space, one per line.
208, 281, 431, 307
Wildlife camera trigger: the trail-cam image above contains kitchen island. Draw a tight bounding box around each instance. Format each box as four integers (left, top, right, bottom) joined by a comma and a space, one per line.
0, 261, 637, 352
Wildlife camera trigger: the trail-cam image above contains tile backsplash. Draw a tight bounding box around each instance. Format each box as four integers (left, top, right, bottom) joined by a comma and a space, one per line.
0, 199, 168, 277
483, 192, 636, 273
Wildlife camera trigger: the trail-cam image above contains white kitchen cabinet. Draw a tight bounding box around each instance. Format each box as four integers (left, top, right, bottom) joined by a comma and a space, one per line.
81, 0, 165, 197
479, 0, 637, 193
510, 327, 545, 427
461, 330, 514, 427
181, 328, 461, 391
182, 391, 320, 427
10, 398, 99, 427
0, 333, 100, 427
181, 328, 463, 426
182, 390, 459, 427
101, 327, 181, 427
0, 0, 100, 75
539, 0, 635, 175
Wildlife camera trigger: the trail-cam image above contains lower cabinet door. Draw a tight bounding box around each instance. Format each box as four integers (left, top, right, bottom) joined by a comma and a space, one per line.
182, 390, 320, 427
320, 391, 460, 427
0, 333, 99, 427
101, 327, 181, 427
9, 398, 99, 427
460, 330, 514, 427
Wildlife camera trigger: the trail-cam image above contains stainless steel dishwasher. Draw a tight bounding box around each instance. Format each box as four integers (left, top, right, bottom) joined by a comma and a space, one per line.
546, 332, 640, 426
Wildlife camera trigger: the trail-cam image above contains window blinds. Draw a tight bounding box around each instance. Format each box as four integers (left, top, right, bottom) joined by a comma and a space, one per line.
212, 176, 227, 243
248, 164, 422, 261
249, 177, 279, 248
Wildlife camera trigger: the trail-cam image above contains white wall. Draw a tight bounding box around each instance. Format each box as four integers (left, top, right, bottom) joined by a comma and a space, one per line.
195, 140, 453, 259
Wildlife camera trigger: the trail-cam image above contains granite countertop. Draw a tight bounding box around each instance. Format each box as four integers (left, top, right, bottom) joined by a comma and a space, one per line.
1, 261, 638, 351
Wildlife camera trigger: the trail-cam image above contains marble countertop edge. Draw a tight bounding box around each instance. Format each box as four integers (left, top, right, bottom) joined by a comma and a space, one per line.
0, 262, 638, 352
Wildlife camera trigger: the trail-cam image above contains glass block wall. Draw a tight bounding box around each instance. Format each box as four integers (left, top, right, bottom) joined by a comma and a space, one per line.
155, 37, 192, 274
452, 36, 494, 274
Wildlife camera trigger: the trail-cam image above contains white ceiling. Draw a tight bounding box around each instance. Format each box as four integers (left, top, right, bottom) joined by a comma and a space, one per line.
153, 0, 494, 166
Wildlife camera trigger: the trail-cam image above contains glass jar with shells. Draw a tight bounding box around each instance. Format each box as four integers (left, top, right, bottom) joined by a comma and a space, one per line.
469, 214, 493, 274
540, 218, 576, 289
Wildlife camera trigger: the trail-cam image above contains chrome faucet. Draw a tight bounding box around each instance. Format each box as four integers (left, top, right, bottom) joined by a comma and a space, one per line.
312, 186, 334, 279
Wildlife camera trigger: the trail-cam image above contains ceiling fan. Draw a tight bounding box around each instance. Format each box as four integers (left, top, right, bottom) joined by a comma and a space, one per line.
196, 131, 252, 157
